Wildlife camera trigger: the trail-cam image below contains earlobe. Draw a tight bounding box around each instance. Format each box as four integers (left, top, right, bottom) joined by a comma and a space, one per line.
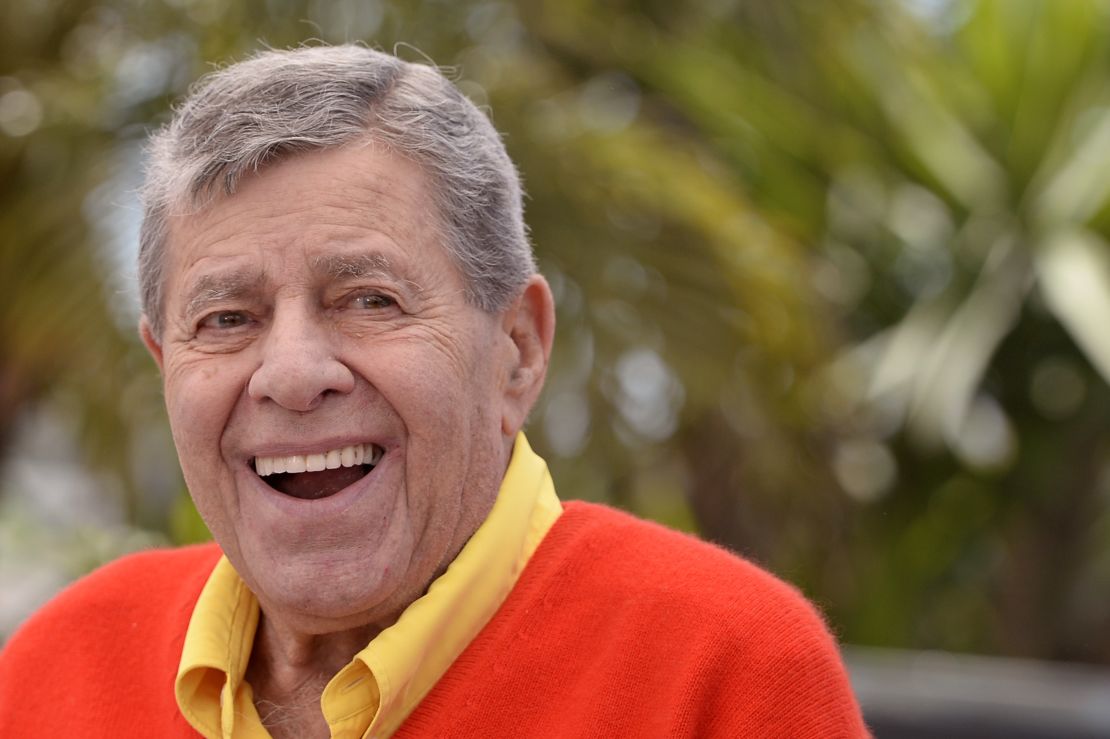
500, 275, 556, 436
139, 316, 165, 372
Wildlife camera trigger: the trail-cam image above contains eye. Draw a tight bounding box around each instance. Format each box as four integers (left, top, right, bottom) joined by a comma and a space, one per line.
347, 293, 396, 310
199, 311, 251, 330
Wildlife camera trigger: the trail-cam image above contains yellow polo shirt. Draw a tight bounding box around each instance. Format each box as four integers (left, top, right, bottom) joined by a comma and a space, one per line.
175, 434, 562, 739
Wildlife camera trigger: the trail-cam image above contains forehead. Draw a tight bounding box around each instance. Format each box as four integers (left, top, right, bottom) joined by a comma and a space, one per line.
162, 144, 458, 301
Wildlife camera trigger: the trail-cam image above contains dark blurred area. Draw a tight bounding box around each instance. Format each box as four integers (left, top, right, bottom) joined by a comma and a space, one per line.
3, 0, 1110, 731
849, 647, 1110, 737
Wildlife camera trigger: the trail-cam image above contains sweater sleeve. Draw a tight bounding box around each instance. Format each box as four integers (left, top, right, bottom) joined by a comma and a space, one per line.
684, 584, 872, 739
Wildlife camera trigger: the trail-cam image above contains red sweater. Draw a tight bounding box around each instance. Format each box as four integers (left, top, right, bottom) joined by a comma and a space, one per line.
0, 502, 869, 737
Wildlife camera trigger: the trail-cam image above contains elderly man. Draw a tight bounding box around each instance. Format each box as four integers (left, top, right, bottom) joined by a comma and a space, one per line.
0, 45, 868, 738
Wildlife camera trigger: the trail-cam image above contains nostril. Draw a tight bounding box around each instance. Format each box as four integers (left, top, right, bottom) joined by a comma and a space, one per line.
247, 350, 356, 411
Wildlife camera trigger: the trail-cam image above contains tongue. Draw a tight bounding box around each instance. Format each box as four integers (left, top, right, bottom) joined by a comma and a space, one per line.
269, 466, 368, 500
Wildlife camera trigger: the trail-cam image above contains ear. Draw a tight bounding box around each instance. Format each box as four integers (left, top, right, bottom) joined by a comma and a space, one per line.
499, 274, 556, 436
139, 315, 165, 372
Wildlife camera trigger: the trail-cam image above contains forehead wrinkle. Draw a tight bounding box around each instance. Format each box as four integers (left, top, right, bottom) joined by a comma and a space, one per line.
183, 270, 268, 317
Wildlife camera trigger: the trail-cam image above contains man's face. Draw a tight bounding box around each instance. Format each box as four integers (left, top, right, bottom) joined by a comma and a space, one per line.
145, 143, 519, 630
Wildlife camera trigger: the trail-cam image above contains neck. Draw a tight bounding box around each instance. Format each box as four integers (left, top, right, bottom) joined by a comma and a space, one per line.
245, 611, 380, 739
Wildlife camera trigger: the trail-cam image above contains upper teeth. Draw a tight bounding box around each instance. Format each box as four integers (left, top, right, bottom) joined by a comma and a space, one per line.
254, 444, 382, 477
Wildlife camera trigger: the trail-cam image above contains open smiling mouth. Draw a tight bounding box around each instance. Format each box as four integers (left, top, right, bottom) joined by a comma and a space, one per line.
251, 443, 384, 500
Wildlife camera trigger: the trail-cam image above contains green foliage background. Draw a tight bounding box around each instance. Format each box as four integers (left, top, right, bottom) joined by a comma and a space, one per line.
3, 0, 1110, 663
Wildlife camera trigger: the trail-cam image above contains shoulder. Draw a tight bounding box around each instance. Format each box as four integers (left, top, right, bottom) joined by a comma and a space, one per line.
507, 502, 870, 736
23, 542, 220, 619
556, 501, 821, 621
0, 544, 218, 734
557, 502, 869, 736
1, 542, 221, 662
538, 501, 846, 667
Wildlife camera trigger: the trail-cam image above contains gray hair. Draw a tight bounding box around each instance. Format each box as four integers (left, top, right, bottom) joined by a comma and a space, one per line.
139, 44, 535, 339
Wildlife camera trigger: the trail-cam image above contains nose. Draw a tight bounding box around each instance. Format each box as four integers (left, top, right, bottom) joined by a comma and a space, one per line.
248, 307, 355, 412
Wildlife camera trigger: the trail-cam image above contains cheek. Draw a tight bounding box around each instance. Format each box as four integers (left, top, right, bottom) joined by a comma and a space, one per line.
395, 354, 492, 437
164, 359, 244, 453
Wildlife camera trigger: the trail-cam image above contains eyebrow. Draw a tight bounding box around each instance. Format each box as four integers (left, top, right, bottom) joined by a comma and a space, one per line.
313, 252, 392, 279
183, 271, 267, 318
313, 251, 426, 295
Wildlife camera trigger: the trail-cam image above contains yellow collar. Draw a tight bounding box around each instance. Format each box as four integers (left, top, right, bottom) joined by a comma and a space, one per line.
175, 433, 562, 739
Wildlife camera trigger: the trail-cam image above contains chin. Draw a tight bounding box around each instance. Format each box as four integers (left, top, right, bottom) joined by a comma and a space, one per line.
248, 541, 426, 628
